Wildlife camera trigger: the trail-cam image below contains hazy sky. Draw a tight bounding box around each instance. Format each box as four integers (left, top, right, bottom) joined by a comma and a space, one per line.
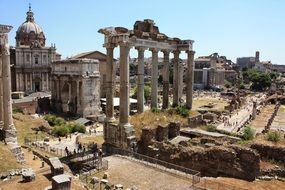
1, 0, 285, 64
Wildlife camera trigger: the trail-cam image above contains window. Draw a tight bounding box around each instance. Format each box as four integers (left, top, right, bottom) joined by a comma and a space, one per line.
35, 57, 38, 64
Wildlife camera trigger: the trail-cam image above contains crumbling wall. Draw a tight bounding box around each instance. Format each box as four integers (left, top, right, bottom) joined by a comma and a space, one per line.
250, 143, 285, 162
142, 142, 260, 181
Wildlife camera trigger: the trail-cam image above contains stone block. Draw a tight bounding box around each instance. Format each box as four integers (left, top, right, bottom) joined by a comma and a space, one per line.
51, 174, 71, 190
156, 124, 168, 142
141, 127, 156, 145
168, 122, 180, 139
49, 157, 64, 176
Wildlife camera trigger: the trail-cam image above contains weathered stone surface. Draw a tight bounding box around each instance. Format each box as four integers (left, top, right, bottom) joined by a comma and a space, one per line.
141, 141, 260, 181
49, 157, 64, 176
141, 127, 156, 145
250, 143, 285, 162
52, 174, 71, 190
168, 122, 180, 139
156, 124, 168, 142
188, 114, 203, 128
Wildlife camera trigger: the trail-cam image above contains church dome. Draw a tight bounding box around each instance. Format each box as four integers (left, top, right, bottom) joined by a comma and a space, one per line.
16, 5, 46, 47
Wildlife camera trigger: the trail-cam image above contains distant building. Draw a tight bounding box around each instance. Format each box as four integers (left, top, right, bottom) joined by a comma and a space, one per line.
194, 53, 234, 89
51, 58, 101, 117
10, 5, 61, 93
70, 50, 117, 98
236, 51, 260, 70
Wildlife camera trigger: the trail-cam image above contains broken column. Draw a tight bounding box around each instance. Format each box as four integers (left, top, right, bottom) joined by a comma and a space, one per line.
0, 24, 16, 143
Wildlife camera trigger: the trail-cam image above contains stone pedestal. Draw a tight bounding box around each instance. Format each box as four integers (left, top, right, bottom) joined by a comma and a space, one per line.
51, 174, 71, 190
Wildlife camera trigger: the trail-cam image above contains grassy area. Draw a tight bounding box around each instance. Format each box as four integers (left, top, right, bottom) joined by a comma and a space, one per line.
130, 110, 196, 139
13, 113, 54, 145
78, 136, 104, 148
0, 143, 20, 173
192, 97, 228, 112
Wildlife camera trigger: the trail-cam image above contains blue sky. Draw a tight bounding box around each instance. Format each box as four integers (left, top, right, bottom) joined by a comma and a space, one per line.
1, 0, 285, 64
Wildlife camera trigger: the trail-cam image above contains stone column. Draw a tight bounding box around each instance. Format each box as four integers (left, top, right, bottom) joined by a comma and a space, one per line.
186, 50, 195, 109
57, 77, 60, 101
172, 50, 180, 107
25, 73, 28, 91
150, 48, 159, 109
119, 42, 130, 125
41, 73, 44, 91
30, 73, 33, 91
76, 80, 80, 106
0, 25, 16, 142
105, 44, 115, 121
162, 50, 170, 109
136, 47, 145, 113
46, 73, 49, 91
0, 55, 3, 127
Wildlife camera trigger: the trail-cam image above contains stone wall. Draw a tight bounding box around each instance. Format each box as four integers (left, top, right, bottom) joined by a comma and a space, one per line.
250, 143, 285, 162
141, 142, 260, 181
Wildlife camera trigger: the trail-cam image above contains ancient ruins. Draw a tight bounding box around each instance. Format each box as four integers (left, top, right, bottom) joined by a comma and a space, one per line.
0, 24, 17, 143
99, 19, 195, 150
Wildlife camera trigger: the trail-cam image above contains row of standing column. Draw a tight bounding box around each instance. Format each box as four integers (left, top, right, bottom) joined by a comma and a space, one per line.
16, 72, 50, 91
105, 43, 195, 126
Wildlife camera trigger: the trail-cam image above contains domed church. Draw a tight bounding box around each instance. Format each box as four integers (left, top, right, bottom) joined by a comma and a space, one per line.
11, 5, 61, 93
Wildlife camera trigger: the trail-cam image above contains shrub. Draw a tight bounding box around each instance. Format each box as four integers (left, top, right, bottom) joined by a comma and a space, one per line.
206, 125, 217, 132
13, 107, 24, 114
44, 115, 66, 126
224, 80, 232, 88
151, 107, 160, 113
242, 125, 255, 140
52, 125, 69, 137
176, 105, 190, 117
266, 130, 281, 142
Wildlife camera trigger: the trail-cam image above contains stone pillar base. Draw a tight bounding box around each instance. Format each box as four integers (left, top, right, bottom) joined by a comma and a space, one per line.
5, 127, 17, 144
104, 121, 136, 151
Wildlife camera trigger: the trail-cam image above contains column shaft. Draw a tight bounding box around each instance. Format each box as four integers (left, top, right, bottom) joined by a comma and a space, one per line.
0, 57, 3, 125
119, 43, 130, 125
2, 43, 15, 131
30, 73, 32, 91
137, 47, 145, 113
186, 50, 195, 109
151, 49, 158, 108
105, 45, 115, 120
162, 51, 170, 109
172, 50, 180, 106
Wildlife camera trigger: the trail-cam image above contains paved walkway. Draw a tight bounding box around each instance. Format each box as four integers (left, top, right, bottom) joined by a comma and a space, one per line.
217, 93, 266, 133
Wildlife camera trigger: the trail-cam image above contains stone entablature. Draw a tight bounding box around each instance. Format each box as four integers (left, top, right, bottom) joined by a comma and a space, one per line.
51, 58, 101, 117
